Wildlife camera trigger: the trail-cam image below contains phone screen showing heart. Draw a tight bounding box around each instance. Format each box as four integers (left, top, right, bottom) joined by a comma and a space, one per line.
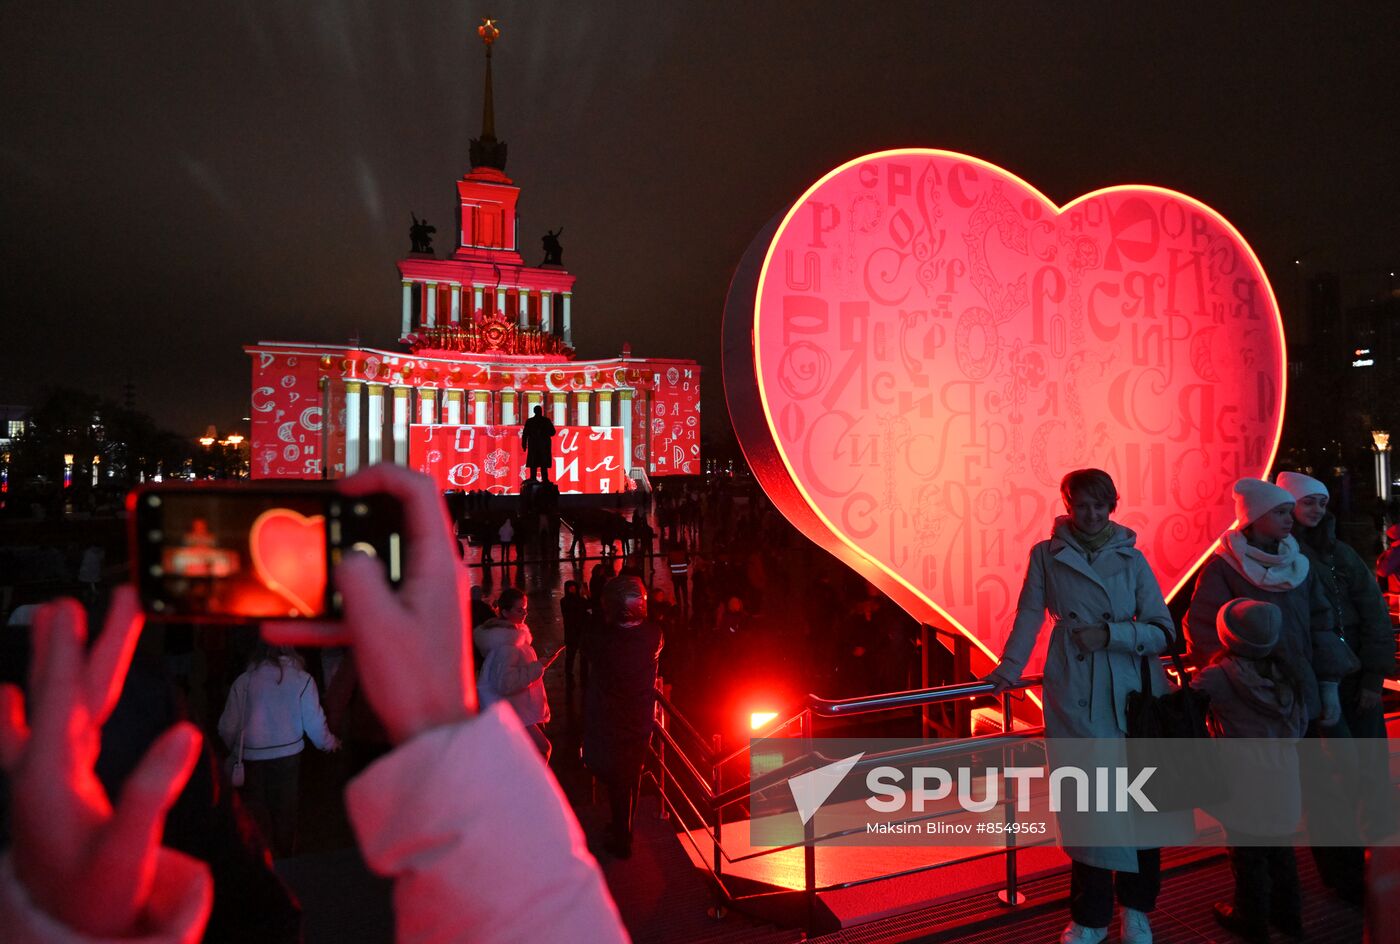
151, 494, 328, 619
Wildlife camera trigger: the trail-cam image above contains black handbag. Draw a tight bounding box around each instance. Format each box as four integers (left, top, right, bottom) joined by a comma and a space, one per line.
1125, 649, 1227, 811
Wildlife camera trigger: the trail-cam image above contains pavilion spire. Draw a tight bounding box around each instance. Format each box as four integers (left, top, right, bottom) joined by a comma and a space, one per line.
469, 16, 508, 172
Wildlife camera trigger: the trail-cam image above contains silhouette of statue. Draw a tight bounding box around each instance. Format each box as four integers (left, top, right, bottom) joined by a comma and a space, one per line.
410, 213, 436, 254
541, 227, 564, 266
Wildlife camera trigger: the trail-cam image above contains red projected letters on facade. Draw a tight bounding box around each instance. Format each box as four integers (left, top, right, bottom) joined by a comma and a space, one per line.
725, 149, 1286, 676
409, 424, 627, 494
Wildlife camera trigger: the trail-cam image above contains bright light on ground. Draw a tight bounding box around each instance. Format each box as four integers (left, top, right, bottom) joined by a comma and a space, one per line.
750, 711, 779, 730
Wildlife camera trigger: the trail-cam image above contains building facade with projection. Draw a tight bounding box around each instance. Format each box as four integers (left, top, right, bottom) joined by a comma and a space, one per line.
244, 24, 699, 493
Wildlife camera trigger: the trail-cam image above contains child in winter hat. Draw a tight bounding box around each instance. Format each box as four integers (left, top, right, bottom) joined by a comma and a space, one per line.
1192, 598, 1306, 939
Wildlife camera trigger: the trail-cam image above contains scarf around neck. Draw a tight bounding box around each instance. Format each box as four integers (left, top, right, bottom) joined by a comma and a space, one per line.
1070, 522, 1116, 553
1219, 654, 1303, 723
1217, 529, 1310, 591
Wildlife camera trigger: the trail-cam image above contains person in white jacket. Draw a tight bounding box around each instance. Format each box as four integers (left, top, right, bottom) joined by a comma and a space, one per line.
218, 643, 339, 856
0, 464, 627, 943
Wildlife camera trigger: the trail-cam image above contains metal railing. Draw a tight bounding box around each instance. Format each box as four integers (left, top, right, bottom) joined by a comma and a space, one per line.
643, 656, 1400, 932
642, 671, 1057, 930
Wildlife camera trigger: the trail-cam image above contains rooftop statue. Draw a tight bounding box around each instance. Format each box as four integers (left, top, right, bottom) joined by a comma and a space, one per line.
409, 213, 436, 254
542, 227, 563, 266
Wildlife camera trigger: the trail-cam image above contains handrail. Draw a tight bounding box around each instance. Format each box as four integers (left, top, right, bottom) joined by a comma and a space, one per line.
653, 721, 715, 803
809, 676, 1043, 717
653, 687, 715, 765
645, 650, 1400, 934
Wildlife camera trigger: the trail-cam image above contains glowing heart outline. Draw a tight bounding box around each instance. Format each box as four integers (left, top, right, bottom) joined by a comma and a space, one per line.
724, 148, 1287, 674
249, 508, 327, 618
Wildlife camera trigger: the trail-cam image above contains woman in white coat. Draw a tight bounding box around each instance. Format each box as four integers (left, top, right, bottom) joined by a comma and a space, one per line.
985, 469, 1176, 944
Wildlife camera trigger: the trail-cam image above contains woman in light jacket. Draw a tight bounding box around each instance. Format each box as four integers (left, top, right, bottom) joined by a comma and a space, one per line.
985, 468, 1175, 944
218, 643, 339, 856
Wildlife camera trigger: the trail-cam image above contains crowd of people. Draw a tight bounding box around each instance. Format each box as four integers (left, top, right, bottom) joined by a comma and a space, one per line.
0, 463, 1395, 943
986, 469, 1396, 944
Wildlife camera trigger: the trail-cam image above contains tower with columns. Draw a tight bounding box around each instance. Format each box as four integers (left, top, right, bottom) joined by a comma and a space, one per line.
245, 18, 700, 491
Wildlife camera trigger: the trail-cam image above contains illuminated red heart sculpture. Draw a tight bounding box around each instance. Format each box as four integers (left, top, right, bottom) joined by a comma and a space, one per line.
250, 508, 327, 618
724, 150, 1285, 677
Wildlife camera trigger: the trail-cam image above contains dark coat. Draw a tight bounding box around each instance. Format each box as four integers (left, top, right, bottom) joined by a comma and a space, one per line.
1296, 514, 1397, 692
582, 619, 663, 781
1184, 550, 1357, 720
521, 413, 556, 467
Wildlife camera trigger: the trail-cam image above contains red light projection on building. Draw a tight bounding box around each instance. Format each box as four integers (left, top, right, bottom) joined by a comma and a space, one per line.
647, 364, 701, 475
409, 424, 627, 494
724, 149, 1286, 678
250, 352, 329, 479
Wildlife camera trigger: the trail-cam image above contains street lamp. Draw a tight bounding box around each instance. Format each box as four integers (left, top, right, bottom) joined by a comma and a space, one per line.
1372, 430, 1391, 502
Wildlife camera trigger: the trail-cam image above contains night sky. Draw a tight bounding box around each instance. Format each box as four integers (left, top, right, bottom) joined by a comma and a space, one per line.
3, 2, 1397, 437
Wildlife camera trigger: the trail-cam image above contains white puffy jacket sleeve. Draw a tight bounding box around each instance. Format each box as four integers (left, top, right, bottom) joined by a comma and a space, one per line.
346, 701, 628, 944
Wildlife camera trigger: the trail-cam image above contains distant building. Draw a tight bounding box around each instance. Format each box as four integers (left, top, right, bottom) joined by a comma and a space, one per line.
244, 23, 699, 492
0, 405, 31, 449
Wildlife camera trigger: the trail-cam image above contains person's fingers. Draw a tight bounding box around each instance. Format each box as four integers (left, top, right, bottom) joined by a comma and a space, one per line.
86, 587, 143, 725
144, 849, 214, 944
0, 683, 30, 770
101, 723, 201, 875
262, 620, 350, 647
29, 599, 86, 749
338, 465, 456, 579
335, 552, 401, 631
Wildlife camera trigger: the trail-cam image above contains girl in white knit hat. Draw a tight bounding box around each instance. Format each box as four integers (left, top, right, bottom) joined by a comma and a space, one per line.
1184, 477, 1358, 729
1275, 471, 1397, 903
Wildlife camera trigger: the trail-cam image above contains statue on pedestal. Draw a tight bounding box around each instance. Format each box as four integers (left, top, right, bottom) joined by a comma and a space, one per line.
409, 213, 436, 254
542, 227, 564, 266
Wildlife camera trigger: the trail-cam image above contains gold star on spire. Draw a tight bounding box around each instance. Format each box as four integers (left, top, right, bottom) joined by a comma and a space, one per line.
478, 16, 500, 50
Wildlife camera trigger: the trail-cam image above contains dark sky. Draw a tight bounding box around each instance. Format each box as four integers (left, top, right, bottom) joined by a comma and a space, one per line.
2, 2, 1397, 436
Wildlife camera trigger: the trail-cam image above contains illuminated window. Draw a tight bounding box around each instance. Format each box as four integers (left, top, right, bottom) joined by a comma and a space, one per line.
7, 420, 24, 438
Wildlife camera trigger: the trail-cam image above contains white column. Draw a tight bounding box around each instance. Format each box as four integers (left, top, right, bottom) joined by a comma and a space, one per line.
540, 291, 552, 333
419, 388, 437, 425
473, 284, 484, 317
449, 284, 461, 324
401, 282, 413, 336
501, 390, 517, 427
495, 286, 506, 320
575, 390, 590, 426
425, 283, 437, 328
597, 390, 613, 427
445, 390, 462, 425
562, 292, 573, 345
366, 385, 385, 466
517, 290, 529, 329
345, 381, 362, 474
525, 391, 544, 418
551, 391, 568, 427
473, 391, 489, 426
618, 388, 633, 474
392, 387, 410, 464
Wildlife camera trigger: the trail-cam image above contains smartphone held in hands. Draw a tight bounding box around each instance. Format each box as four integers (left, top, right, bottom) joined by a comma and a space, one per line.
130, 483, 405, 621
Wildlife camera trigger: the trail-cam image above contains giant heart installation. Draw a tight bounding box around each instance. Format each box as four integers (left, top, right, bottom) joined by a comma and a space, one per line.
723, 150, 1286, 680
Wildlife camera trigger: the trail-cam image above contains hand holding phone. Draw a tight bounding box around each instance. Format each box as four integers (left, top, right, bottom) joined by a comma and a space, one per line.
263, 465, 478, 745
132, 484, 404, 621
